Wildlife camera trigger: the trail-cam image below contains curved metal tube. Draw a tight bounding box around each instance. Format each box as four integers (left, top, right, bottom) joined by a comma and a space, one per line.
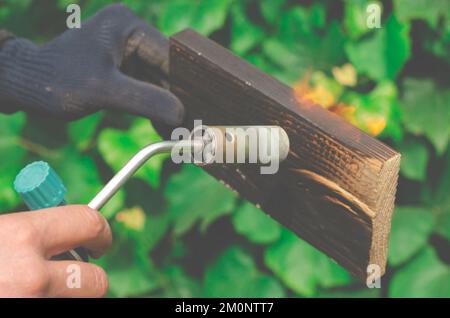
88, 140, 199, 210
87, 125, 289, 211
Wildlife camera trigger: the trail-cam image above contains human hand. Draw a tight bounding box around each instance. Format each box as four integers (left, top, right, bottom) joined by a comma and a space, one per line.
0, 205, 112, 297
0, 4, 184, 125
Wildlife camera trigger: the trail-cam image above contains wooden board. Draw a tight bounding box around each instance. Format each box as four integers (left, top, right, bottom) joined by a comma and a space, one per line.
169, 29, 400, 280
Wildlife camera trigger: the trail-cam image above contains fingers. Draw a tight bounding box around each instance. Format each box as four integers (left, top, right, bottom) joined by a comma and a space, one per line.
81, 4, 183, 123
21, 205, 112, 259
87, 4, 170, 74
107, 70, 185, 125
46, 261, 108, 297
0, 207, 110, 297
127, 24, 170, 75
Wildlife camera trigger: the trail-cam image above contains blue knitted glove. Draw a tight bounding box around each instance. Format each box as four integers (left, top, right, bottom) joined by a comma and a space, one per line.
0, 4, 184, 125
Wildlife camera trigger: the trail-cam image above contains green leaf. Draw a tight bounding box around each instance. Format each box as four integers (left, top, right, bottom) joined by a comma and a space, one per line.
342, 81, 402, 140
308, 3, 326, 29
68, 112, 103, 151
394, 0, 449, 29
383, 15, 412, 78
346, 32, 383, 80
249, 274, 286, 298
108, 262, 159, 297
434, 149, 450, 238
48, 146, 102, 204
401, 78, 450, 155
0, 112, 26, 136
278, 4, 326, 42
398, 139, 429, 181
204, 247, 254, 297
165, 165, 236, 236
98, 118, 166, 188
158, 266, 201, 297
261, 38, 314, 84
262, 39, 304, 70
260, 0, 287, 25
40, 143, 125, 220
203, 247, 285, 297
135, 212, 170, 254
434, 148, 450, 209
270, 7, 345, 79
101, 188, 126, 220
426, 19, 450, 64
230, 3, 264, 55
369, 81, 403, 141
96, 224, 160, 297
278, 6, 312, 43
344, 0, 382, 39
265, 229, 351, 296
232, 201, 281, 244
57, 0, 80, 10
316, 21, 347, 70
389, 247, 450, 297
191, 0, 232, 36
158, 0, 232, 36
0, 112, 26, 211
388, 206, 435, 266
316, 256, 355, 289
436, 213, 450, 242
158, 0, 196, 35
346, 15, 411, 81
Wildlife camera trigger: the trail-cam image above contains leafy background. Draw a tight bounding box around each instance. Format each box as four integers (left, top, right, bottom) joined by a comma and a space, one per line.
0, 0, 449, 297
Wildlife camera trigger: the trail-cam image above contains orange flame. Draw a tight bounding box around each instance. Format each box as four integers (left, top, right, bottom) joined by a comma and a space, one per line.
292, 72, 386, 136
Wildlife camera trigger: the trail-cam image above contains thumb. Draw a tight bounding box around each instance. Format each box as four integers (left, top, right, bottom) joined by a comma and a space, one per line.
106, 71, 185, 125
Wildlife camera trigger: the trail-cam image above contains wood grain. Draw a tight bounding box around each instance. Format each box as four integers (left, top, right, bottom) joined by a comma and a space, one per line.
169, 29, 400, 280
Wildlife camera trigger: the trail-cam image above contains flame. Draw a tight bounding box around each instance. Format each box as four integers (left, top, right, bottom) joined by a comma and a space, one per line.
116, 206, 146, 231
329, 103, 357, 124
365, 117, 386, 136
293, 69, 386, 137
292, 73, 336, 108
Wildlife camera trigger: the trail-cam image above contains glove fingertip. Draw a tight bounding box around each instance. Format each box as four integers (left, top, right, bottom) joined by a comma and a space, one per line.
108, 71, 185, 126
153, 90, 185, 126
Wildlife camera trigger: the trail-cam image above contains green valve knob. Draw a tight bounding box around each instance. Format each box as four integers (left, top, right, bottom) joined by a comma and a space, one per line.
14, 161, 67, 211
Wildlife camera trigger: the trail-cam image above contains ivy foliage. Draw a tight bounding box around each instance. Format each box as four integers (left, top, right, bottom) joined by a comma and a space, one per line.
0, 0, 449, 297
